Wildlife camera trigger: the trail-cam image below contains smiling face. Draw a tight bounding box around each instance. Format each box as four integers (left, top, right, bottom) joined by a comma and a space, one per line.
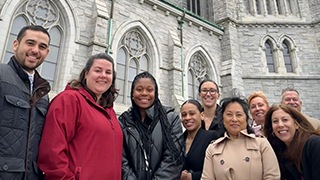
271, 109, 298, 146
281, 91, 302, 112
132, 78, 155, 111
180, 103, 202, 133
249, 97, 269, 125
223, 102, 247, 139
198, 81, 220, 108
85, 59, 113, 101
12, 29, 50, 73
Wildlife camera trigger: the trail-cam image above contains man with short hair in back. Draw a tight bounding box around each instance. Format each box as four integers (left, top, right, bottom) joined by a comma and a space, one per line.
0, 25, 51, 180
280, 87, 320, 129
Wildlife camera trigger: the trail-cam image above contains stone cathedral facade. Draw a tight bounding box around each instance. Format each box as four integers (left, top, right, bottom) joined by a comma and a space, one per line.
1, 0, 320, 118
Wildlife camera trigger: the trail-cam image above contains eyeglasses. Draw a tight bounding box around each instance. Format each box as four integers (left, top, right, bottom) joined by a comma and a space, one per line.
200, 89, 218, 95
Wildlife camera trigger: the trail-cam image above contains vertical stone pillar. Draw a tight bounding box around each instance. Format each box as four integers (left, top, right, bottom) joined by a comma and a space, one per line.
283, 0, 289, 16
213, 0, 245, 97
90, 0, 110, 55
249, 0, 258, 16
261, 0, 268, 16
219, 20, 244, 98
272, 0, 279, 15
167, 30, 185, 111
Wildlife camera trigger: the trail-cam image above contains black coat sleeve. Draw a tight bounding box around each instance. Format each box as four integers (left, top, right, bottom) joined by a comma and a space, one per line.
152, 111, 184, 180
190, 130, 219, 180
304, 136, 320, 179
118, 115, 138, 180
122, 145, 138, 180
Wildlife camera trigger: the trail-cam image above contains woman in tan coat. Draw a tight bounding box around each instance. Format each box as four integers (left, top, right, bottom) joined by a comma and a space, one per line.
201, 96, 280, 180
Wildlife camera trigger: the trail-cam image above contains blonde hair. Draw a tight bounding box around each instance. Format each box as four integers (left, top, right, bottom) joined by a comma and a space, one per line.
248, 91, 269, 107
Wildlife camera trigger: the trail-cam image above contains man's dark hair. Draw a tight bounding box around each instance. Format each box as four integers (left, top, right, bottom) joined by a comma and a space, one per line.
17, 25, 51, 44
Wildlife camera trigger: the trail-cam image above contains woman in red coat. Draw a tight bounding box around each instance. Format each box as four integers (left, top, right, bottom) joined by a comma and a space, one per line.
37, 53, 123, 180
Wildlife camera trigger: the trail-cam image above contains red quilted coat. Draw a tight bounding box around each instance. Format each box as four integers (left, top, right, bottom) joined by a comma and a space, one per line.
37, 85, 123, 180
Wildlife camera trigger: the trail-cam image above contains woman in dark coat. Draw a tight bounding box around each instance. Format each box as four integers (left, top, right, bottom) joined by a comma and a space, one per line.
118, 71, 183, 180
179, 99, 219, 180
264, 104, 320, 180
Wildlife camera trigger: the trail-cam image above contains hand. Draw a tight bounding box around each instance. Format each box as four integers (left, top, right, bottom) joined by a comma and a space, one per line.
180, 170, 192, 180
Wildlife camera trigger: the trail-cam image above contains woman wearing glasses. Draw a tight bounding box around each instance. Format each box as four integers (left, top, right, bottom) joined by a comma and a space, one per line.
198, 80, 224, 136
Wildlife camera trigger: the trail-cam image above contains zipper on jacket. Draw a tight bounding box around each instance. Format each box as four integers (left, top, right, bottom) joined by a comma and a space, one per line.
24, 91, 38, 179
112, 120, 117, 180
23, 106, 34, 180
24, 85, 48, 179
121, 113, 151, 173
127, 128, 150, 171
141, 142, 150, 171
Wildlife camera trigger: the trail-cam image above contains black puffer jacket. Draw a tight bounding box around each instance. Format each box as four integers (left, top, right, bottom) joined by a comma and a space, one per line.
119, 105, 183, 180
0, 57, 50, 180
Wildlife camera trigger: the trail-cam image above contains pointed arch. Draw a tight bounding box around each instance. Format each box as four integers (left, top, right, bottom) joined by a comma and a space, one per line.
278, 34, 297, 51
260, 35, 280, 73
112, 19, 159, 105
111, 19, 160, 74
278, 34, 299, 74
184, 45, 219, 99
260, 34, 277, 50
265, 40, 275, 72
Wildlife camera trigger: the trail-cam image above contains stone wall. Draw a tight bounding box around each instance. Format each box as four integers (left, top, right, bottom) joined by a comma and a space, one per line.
1, 0, 320, 117
238, 25, 320, 77
243, 78, 320, 119
108, 0, 223, 109
309, 0, 320, 21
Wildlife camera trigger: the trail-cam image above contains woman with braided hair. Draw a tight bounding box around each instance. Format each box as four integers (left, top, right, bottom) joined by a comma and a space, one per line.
118, 71, 183, 180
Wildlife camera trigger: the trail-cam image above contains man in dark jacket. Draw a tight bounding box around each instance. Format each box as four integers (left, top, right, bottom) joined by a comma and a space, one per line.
0, 25, 51, 180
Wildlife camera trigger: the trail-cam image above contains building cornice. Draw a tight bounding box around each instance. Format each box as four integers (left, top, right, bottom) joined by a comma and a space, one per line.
216, 16, 320, 28
141, 0, 224, 36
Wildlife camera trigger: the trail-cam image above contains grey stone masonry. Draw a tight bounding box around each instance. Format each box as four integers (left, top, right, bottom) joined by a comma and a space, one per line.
1, 0, 320, 119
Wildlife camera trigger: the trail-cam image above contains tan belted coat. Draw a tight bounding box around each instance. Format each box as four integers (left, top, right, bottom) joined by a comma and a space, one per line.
201, 130, 280, 180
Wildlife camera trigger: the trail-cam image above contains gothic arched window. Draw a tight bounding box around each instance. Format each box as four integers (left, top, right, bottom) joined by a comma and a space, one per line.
282, 41, 293, 72
3, 0, 64, 89
116, 29, 150, 105
188, 52, 210, 101
265, 41, 275, 72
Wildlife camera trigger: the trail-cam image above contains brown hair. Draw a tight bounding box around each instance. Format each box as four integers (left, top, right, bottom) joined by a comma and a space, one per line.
198, 79, 219, 93
247, 91, 269, 107
264, 104, 320, 174
69, 53, 118, 108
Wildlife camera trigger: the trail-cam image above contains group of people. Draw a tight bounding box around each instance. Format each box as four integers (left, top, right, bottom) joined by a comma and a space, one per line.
1, 25, 320, 180
247, 89, 320, 180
